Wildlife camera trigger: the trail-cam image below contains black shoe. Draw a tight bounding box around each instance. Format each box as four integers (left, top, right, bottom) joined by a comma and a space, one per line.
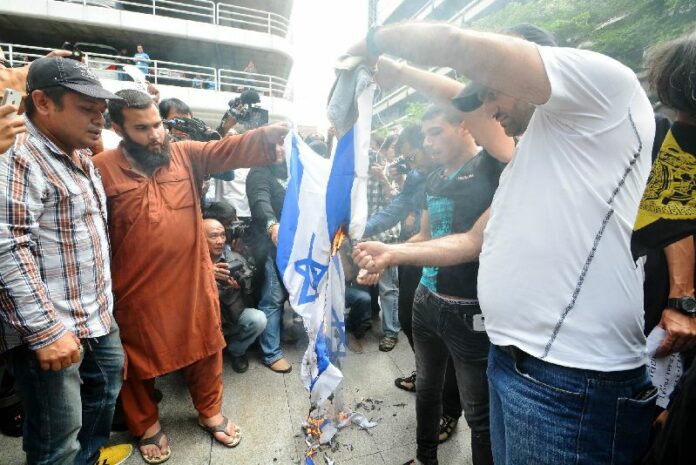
0, 400, 23, 437
230, 354, 249, 373
394, 371, 416, 392
438, 414, 459, 443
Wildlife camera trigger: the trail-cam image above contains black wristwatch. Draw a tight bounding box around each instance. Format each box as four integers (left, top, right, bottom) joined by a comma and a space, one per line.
667, 296, 696, 316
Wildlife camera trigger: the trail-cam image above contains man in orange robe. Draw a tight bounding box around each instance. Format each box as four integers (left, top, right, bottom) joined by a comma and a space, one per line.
93, 89, 288, 463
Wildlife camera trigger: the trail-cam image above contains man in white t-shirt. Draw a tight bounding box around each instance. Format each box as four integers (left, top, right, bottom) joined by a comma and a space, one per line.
350, 23, 656, 465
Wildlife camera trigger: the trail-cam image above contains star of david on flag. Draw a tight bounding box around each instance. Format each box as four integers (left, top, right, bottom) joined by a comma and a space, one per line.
275, 77, 375, 410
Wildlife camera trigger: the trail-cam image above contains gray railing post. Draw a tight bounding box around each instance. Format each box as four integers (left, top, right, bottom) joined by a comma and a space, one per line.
152, 0, 156, 16
8, 44, 13, 67
153, 61, 158, 84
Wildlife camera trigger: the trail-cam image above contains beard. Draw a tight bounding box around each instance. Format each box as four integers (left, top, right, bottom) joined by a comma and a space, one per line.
122, 132, 172, 172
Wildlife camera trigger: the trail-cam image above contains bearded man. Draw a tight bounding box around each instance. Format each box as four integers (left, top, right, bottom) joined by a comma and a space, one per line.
93, 89, 288, 463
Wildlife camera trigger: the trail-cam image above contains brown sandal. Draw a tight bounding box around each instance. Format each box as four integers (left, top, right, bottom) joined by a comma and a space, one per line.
198, 416, 242, 447
138, 429, 171, 464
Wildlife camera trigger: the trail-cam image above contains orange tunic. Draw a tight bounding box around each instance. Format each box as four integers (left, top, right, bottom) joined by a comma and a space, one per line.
93, 130, 274, 379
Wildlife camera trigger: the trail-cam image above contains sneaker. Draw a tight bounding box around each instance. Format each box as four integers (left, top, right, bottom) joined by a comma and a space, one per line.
230, 354, 249, 373
438, 414, 459, 443
378, 336, 398, 352
95, 444, 133, 465
394, 371, 416, 392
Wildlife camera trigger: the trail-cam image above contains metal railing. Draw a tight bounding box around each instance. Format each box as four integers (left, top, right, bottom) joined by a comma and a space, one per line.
56, 0, 291, 38
218, 69, 288, 99
0, 42, 290, 98
216, 3, 289, 37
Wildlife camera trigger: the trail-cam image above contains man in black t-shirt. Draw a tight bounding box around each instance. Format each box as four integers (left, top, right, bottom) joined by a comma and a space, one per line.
400, 105, 505, 465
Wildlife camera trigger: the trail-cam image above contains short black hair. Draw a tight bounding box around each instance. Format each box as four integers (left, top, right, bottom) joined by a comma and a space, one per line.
107, 89, 155, 127
159, 98, 191, 119
395, 123, 423, 154
646, 32, 696, 117
422, 104, 463, 125
202, 201, 237, 226
24, 86, 67, 117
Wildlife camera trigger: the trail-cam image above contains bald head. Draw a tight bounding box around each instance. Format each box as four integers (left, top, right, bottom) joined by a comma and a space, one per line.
204, 218, 226, 259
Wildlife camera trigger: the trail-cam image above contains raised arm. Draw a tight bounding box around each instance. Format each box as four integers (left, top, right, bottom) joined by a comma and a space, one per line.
375, 57, 515, 162
350, 23, 551, 106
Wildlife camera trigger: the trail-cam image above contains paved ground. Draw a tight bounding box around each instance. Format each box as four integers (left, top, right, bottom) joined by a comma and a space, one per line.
0, 317, 473, 465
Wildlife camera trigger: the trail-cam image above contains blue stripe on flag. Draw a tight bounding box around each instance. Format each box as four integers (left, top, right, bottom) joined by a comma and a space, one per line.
325, 127, 356, 239
310, 329, 331, 392
276, 134, 304, 277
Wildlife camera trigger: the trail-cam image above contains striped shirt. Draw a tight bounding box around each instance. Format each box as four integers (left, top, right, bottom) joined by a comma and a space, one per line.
0, 117, 112, 353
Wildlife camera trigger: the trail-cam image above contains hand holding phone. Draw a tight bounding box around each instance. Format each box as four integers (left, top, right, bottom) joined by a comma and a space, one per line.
0, 89, 26, 153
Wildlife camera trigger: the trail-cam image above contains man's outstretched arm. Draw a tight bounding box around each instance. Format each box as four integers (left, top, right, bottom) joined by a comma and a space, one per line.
354, 209, 489, 272
349, 23, 551, 106
375, 57, 515, 162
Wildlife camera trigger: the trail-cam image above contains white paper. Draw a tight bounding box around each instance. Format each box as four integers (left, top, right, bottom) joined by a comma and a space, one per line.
646, 327, 683, 409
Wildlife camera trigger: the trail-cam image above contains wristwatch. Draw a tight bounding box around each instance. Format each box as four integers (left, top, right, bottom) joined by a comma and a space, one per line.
266, 220, 278, 233
666, 296, 696, 316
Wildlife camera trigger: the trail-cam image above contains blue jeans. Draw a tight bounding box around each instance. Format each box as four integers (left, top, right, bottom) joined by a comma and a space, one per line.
379, 266, 400, 338
412, 285, 491, 465
344, 285, 371, 334
225, 308, 267, 356
488, 345, 656, 465
258, 255, 287, 365
8, 322, 124, 465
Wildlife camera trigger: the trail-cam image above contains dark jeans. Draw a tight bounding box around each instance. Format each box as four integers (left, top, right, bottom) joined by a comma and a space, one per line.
398, 265, 421, 349
412, 285, 492, 465
399, 267, 461, 419
8, 323, 124, 465
489, 345, 656, 465
345, 284, 371, 334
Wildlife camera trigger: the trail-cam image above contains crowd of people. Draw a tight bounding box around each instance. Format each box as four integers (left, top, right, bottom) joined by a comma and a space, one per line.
0, 18, 695, 465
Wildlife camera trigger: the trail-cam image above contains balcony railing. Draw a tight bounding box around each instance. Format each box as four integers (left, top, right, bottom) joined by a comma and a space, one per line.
56, 0, 291, 38
0, 42, 290, 99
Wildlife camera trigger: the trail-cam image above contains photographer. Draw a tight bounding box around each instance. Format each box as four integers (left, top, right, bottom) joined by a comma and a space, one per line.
204, 218, 266, 374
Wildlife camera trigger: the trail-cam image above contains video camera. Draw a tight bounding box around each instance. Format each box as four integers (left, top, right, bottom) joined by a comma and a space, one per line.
218, 89, 269, 132
164, 117, 221, 142
61, 42, 83, 62
226, 254, 254, 295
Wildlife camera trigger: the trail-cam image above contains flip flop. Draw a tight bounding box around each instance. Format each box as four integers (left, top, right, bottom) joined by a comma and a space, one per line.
198, 416, 242, 447
138, 429, 171, 464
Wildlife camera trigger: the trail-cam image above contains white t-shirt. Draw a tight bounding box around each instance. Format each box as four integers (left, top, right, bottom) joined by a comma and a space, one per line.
212, 168, 251, 218
478, 46, 655, 372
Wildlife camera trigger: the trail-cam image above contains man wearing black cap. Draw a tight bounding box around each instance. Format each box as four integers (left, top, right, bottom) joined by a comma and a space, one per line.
0, 57, 132, 465
351, 22, 657, 465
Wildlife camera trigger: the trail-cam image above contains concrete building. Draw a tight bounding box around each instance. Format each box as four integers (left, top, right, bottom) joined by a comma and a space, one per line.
0, 0, 294, 126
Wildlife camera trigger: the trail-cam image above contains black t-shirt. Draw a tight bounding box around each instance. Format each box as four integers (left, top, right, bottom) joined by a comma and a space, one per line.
420, 150, 506, 298
642, 116, 696, 334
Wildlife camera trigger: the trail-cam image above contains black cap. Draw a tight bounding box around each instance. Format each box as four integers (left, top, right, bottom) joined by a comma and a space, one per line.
451, 24, 557, 112
26, 57, 122, 100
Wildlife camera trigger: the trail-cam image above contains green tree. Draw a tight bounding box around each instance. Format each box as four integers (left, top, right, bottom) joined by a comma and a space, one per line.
470, 0, 696, 70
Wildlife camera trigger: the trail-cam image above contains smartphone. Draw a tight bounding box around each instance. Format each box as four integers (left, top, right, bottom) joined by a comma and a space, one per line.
1, 88, 22, 117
